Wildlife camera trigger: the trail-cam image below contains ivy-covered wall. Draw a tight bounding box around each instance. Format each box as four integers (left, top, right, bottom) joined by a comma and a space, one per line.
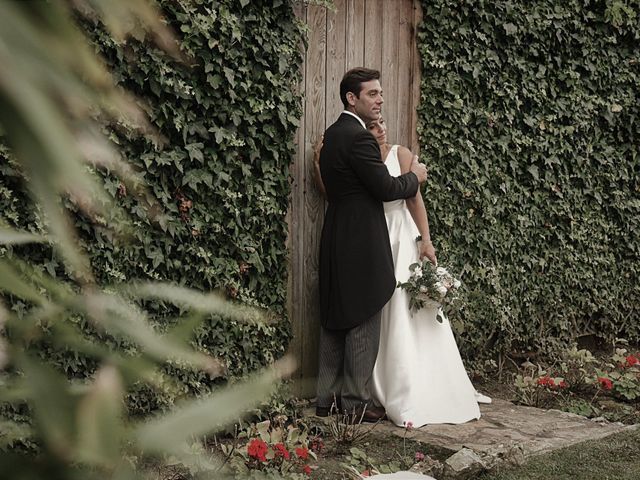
417, 0, 639, 357
0, 0, 305, 412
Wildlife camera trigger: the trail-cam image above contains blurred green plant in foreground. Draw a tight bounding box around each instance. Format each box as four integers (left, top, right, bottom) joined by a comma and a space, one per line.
0, 1, 293, 478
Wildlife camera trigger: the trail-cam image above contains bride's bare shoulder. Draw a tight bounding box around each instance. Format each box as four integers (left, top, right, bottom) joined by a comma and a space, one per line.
396, 145, 414, 172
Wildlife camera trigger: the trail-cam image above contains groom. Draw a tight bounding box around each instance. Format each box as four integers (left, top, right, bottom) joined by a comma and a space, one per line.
316, 68, 428, 421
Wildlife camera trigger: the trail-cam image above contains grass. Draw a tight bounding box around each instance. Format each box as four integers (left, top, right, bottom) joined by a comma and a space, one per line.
479, 427, 640, 480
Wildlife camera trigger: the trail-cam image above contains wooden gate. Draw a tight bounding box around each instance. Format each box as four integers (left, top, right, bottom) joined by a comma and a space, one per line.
288, 0, 423, 396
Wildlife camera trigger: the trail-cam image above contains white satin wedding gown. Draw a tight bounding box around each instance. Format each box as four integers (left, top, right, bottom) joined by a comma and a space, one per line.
371, 145, 481, 428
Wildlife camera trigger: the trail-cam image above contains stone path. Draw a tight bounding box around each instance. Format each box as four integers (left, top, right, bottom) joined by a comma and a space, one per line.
388, 398, 633, 454
308, 398, 639, 478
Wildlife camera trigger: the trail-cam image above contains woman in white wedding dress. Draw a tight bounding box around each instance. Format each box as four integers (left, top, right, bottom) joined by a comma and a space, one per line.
313, 117, 487, 428
364, 117, 481, 428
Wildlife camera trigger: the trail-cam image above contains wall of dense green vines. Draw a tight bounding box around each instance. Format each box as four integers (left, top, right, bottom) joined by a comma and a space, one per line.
0, 0, 305, 413
417, 0, 639, 358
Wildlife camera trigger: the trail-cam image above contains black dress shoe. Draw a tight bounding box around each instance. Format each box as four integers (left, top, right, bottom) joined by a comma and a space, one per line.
315, 399, 342, 417
351, 405, 386, 423
315, 405, 331, 417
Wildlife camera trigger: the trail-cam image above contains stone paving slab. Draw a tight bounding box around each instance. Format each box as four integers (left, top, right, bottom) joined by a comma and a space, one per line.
374, 398, 638, 461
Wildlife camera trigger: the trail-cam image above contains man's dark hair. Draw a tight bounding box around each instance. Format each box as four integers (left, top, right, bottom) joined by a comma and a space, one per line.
339, 67, 381, 109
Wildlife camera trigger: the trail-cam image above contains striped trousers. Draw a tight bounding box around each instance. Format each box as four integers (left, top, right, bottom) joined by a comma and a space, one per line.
316, 311, 382, 413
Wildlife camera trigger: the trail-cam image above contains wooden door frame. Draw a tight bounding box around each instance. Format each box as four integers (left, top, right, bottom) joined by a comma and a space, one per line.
288, 0, 423, 396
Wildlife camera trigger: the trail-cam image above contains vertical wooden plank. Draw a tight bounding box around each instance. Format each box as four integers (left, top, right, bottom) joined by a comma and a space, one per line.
381, 0, 400, 145
345, 0, 366, 69
288, 2, 307, 391
289, 0, 422, 397
396, 0, 414, 149
410, 0, 423, 154
301, 4, 328, 391
363, 0, 383, 71
326, 0, 348, 126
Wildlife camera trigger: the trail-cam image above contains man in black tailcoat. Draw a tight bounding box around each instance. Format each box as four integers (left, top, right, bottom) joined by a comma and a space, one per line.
316, 67, 428, 421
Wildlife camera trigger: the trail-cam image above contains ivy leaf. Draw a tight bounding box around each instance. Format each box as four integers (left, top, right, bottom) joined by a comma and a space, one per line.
527, 165, 540, 181
503, 23, 518, 35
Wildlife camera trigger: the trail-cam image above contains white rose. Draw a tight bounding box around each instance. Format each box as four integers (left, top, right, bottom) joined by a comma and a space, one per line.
419, 285, 429, 293
453, 279, 461, 289
437, 285, 448, 297
436, 267, 447, 276
414, 268, 423, 278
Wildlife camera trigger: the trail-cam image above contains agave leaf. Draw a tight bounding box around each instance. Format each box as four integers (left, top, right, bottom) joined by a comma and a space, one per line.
75, 365, 124, 466
0, 419, 33, 451
81, 291, 226, 377
0, 78, 94, 280
0, 227, 45, 245
133, 356, 296, 455
124, 282, 268, 323
75, 0, 185, 61
17, 354, 78, 459
7, 257, 77, 304
0, 261, 48, 305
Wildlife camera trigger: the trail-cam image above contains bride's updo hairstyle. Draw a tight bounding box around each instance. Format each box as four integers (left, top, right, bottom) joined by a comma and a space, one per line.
340, 67, 381, 109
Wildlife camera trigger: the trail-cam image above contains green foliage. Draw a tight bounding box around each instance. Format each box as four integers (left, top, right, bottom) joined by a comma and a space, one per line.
417, 0, 640, 357
0, 0, 305, 415
509, 346, 640, 423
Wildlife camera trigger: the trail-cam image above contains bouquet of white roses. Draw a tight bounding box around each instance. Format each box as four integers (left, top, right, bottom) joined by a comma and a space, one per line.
397, 258, 461, 320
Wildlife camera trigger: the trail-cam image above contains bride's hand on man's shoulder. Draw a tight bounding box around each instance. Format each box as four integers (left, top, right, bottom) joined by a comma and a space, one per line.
313, 135, 324, 162
410, 155, 428, 183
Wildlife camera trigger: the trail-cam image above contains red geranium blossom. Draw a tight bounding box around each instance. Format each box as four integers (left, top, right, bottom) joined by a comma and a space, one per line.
536, 375, 555, 387
302, 464, 312, 475
558, 380, 568, 389
295, 446, 309, 460
247, 438, 268, 462
626, 355, 639, 367
598, 377, 613, 390
273, 442, 290, 460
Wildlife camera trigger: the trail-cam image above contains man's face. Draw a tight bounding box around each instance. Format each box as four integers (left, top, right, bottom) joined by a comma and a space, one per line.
348, 79, 383, 123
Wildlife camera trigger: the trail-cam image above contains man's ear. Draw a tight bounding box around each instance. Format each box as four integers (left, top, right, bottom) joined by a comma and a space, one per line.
346, 91, 357, 107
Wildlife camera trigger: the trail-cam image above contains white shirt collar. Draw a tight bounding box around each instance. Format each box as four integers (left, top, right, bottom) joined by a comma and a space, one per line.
342, 110, 366, 129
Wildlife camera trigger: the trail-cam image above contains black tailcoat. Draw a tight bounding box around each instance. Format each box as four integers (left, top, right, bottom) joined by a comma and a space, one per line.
319, 113, 419, 330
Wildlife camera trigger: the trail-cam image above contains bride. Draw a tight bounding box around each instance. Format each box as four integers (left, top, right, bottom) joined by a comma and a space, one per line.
314, 117, 488, 427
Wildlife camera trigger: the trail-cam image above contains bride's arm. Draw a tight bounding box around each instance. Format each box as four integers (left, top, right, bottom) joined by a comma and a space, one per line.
397, 146, 437, 265
312, 136, 327, 198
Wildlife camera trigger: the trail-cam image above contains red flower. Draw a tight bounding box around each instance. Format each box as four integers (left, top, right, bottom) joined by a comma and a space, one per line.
247, 438, 268, 462
302, 464, 312, 475
536, 375, 555, 387
273, 442, 290, 460
361, 470, 371, 477
558, 380, 568, 389
295, 446, 309, 460
626, 355, 639, 367
598, 377, 613, 390
415, 451, 426, 462
403, 421, 414, 431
